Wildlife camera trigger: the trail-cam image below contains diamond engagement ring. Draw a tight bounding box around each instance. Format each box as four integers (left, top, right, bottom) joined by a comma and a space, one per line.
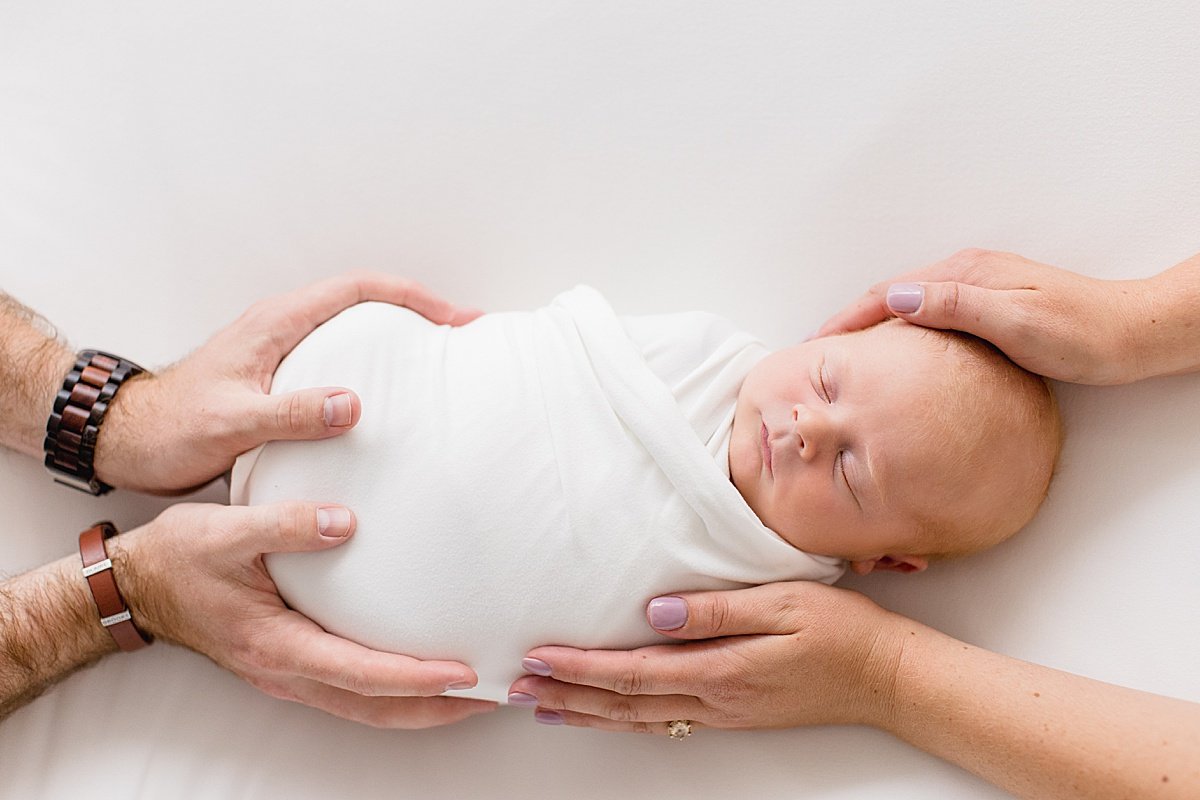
666, 720, 693, 741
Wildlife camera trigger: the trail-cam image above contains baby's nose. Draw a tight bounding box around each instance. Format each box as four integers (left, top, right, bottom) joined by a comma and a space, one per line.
792, 405, 834, 461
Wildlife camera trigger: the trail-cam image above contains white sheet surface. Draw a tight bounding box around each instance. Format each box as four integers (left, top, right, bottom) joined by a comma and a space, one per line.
2, 2, 1198, 798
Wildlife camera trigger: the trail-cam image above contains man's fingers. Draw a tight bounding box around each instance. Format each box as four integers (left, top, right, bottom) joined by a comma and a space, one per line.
252, 386, 363, 442
279, 679, 497, 729
218, 502, 357, 559
258, 612, 482, 698
449, 306, 486, 326
244, 271, 476, 356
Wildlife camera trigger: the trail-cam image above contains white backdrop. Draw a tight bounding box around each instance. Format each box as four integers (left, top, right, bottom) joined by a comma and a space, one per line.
2, 2, 1198, 798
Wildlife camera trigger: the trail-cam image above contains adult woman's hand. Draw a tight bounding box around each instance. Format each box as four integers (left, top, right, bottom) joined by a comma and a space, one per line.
112, 501, 497, 729
515, 583, 1200, 800
508, 581, 903, 733
94, 272, 483, 494
814, 248, 1200, 385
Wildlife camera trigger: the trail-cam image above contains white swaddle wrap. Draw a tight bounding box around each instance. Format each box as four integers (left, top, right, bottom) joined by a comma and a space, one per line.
231, 287, 844, 701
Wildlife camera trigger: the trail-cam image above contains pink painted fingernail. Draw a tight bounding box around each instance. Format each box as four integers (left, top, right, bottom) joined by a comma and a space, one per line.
446, 681, 474, 691
317, 506, 352, 538
323, 393, 353, 427
507, 691, 539, 707
534, 709, 565, 725
887, 283, 924, 314
648, 596, 688, 631
522, 657, 553, 676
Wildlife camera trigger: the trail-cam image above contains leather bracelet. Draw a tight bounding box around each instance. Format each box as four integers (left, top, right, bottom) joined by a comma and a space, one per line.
44, 350, 145, 495
78, 521, 152, 652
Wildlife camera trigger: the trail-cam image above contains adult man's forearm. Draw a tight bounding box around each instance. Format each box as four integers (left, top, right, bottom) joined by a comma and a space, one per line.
0, 556, 116, 720
0, 292, 75, 457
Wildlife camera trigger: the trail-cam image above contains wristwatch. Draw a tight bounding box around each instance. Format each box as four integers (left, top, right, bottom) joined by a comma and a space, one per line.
44, 350, 145, 495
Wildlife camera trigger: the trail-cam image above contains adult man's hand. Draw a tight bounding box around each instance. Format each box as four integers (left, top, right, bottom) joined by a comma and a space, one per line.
113, 501, 497, 728
94, 272, 482, 493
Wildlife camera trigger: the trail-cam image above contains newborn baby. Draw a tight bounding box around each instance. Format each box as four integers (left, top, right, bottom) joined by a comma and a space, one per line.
232, 287, 1060, 701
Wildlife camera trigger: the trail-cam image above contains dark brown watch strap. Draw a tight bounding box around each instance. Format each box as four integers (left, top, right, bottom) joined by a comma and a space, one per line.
79, 521, 152, 652
45, 350, 145, 495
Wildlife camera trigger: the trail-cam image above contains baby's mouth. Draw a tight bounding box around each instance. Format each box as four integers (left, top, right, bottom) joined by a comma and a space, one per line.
761, 420, 774, 477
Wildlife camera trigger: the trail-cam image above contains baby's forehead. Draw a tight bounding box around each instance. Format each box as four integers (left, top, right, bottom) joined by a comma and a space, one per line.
843, 325, 998, 474
838, 321, 966, 387
853, 319, 953, 353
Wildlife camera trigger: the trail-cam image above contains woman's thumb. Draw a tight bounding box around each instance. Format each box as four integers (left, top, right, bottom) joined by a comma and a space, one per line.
885, 281, 1009, 343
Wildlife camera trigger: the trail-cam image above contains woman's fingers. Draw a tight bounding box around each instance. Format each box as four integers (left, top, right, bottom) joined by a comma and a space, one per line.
510, 677, 708, 723
519, 641, 725, 696
519, 584, 841, 697
533, 709, 701, 736
880, 280, 1034, 347
814, 248, 1010, 337
642, 581, 824, 640
813, 281, 895, 338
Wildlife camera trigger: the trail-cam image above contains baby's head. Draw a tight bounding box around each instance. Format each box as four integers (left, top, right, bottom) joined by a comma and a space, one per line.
730, 320, 1061, 575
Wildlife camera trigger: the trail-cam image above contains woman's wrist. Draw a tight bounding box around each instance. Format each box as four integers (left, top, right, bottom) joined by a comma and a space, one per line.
836, 606, 914, 732
1135, 263, 1200, 381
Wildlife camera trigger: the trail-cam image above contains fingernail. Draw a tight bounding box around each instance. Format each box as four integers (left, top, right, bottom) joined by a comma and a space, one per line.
507, 691, 539, 707
446, 681, 474, 691
648, 596, 688, 631
534, 709, 565, 725
886, 283, 924, 314
323, 393, 353, 427
317, 506, 352, 538
521, 657, 553, 677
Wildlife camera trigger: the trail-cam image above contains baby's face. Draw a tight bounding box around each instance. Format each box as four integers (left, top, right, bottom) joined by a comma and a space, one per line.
730, 323, 1015, 574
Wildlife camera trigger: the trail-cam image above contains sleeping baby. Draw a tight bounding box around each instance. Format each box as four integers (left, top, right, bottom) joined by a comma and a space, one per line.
231, 286, 1061, 701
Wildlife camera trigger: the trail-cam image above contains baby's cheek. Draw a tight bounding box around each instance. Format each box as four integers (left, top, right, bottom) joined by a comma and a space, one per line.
768, 483, 830, 545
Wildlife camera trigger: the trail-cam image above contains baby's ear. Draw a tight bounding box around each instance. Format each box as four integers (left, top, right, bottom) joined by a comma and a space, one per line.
850, 555, 928, 575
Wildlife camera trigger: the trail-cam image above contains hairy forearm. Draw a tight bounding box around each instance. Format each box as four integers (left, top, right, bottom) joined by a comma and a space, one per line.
881, 622, 1200, 799
1132, 253, 1200, 381
0, 555, 116, 720
0, 293, 75, 457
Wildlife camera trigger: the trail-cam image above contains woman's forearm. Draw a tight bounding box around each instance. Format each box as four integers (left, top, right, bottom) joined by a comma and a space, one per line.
882, 620, 1200, 800
1136, 253, 1200, 380
0, 555, 116, 720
